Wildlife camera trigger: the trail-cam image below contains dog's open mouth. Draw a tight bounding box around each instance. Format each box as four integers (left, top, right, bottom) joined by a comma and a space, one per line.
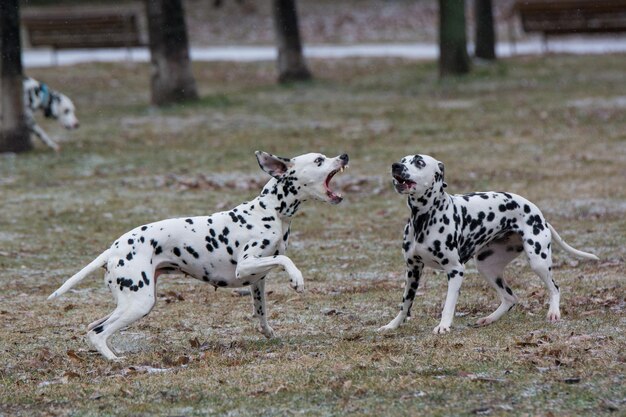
325, 165, 347, 204
393, 174, 416, 190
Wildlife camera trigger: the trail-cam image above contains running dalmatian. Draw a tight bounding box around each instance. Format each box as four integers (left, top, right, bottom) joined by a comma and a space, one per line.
379, 154, 599, 334
48, 151, 349, 360
23, 77, 79, 151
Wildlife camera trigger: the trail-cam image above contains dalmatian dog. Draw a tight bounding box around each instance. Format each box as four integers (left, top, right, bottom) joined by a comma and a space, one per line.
23, 77, 79, 151
48, 151, 349, 360
379, 154, 599, 334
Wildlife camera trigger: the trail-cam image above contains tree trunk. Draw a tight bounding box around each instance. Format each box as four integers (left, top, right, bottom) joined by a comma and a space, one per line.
438, 0, 470, 77
272, 0, 312, 83
0, 0, 31, 153
145, 0, 198, 106
475, 0, 496, 60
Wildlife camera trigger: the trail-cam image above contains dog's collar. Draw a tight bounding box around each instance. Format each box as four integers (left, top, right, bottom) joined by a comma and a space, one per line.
40, 83, 54, 118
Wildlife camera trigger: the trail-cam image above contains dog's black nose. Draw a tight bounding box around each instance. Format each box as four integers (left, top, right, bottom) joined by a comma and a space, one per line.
391, 162, 404, 172
339, 153, 349, 163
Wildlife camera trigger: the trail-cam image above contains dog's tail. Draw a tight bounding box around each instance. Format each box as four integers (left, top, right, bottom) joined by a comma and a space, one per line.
47, 250, 110, 300
547, 223, 599, 261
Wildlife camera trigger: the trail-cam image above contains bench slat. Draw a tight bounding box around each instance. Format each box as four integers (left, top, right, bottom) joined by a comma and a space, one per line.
22, 4, 147, 49
515, 0, 626, 35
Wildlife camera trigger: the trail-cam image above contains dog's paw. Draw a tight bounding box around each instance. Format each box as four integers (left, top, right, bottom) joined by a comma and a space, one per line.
547, 310, 561, 322
433, 324, 451, 334
292, 284, 304, 293
475, 316, 495, 326
289, 270, 305, 293
259, 325, 275, 339
377, 323, 397, 332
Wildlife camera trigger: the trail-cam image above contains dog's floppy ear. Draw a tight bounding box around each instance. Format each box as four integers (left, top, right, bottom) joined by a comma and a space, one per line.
437, 161, 448, 188
255, 151, 292, 178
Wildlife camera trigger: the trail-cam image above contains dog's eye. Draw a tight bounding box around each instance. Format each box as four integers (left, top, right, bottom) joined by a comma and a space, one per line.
314, 157, 324, 165
64, 109, 70, 114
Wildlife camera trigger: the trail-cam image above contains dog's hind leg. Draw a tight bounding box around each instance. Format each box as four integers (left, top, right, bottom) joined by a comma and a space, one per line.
87, 266, 157, 360
88, 293, 156, 360
87, 305, 127, 360
524, 230, 560, 322
251, 277, 274, 338
475, 235, 522, 326
87, 312, 112, 331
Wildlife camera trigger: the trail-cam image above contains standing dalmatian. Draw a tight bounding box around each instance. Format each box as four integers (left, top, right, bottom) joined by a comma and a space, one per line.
379, 154, 599, 334
23, 77, 79, 152
48, 151, 349, 360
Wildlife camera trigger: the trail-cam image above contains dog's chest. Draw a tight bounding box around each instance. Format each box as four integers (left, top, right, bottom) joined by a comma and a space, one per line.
404, 219, 452, 270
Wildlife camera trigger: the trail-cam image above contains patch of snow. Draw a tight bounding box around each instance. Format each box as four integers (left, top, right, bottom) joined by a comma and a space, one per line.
567, 96, 626, 109
23, 37, 626, 68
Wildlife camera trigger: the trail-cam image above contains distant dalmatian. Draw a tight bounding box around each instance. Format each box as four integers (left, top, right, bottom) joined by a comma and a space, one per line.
23, 77, 79, 151
379, 154, 599, 334
48, 151, 349, 360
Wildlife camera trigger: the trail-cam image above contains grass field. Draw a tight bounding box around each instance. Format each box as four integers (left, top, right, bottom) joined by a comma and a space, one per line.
1, 54, 625, 416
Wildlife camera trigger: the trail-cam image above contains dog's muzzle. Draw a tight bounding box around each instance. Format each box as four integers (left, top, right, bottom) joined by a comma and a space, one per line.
324, 154, 349, 204
391, 163, 415, 192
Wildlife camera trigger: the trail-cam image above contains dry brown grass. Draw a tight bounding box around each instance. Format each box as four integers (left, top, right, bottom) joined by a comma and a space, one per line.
1, 55, 625, 416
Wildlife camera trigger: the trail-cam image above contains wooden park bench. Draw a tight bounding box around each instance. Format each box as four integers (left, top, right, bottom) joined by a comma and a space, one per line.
21, 4, 148, 64
513, 0, 626, 50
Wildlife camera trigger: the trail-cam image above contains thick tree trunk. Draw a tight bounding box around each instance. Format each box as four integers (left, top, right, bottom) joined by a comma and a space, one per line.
438, 0, 470, 77
272, 0, 312, 83
475, 0, 496, 60
145, 0, 198, 106
0, 0, 31, 153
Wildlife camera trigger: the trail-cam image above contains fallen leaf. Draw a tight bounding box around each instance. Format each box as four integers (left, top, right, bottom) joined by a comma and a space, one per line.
67, 349, 83, 362
189, 338, 200, 348
342, 333, 362, 341
176, 355, 190, 366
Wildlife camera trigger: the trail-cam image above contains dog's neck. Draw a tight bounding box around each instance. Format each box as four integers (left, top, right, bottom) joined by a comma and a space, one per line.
256, 176, 305, 219
406, 184, 448, 241
39, 85, 57, 119
407, 183, 448, 217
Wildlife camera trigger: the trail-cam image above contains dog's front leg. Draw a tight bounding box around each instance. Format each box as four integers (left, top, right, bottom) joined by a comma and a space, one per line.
378, 261, 423, 332
236, 253, 304, 293
433, 266, 465, 334
30, 123, 60, 152
251, 278, 274, 338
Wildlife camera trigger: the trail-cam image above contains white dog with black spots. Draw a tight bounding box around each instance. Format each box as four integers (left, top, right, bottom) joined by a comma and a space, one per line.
23, 77, 79, 151
48, 151, 349, 360
379, 154, 599, 334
